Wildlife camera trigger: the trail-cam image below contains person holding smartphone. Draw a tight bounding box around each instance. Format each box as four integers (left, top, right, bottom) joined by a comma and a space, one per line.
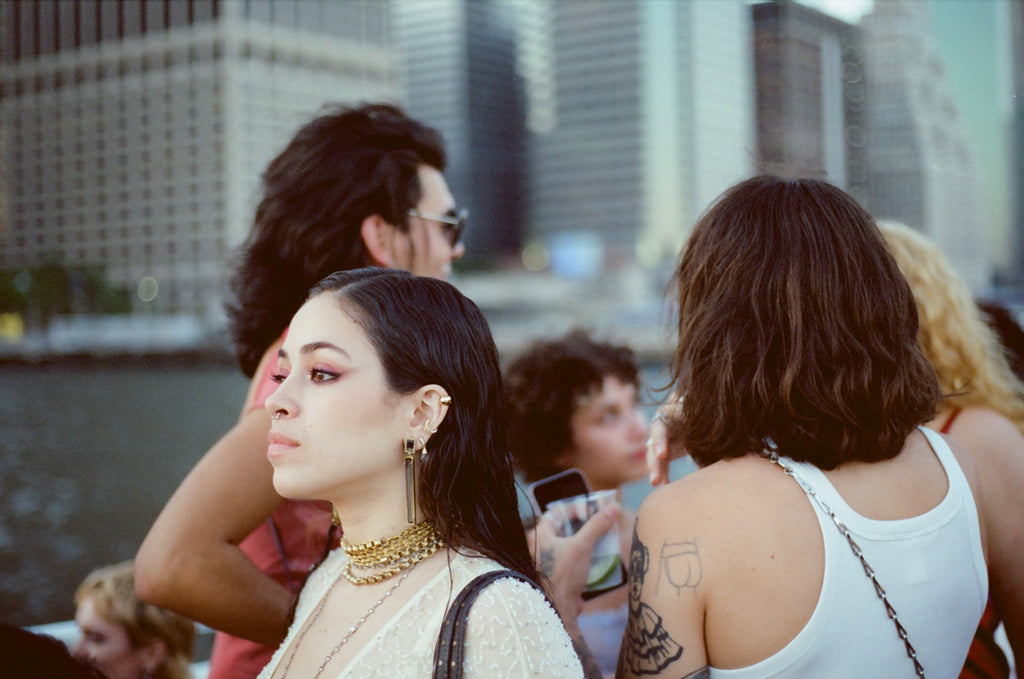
505, 329, 650, 678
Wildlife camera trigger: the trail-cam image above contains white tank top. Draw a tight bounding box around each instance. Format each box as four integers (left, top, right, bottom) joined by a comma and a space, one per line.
710, 427, 987, 679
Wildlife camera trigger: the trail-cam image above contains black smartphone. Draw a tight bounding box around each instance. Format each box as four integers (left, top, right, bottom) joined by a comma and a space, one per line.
527, 469, 626, 599
527, 468, 590, 514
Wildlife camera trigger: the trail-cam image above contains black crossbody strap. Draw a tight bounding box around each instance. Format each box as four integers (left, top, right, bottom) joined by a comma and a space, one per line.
432, 569, 542, 678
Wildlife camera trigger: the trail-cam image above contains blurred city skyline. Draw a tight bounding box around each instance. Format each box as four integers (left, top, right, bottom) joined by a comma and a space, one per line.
0, 0, 1021, 358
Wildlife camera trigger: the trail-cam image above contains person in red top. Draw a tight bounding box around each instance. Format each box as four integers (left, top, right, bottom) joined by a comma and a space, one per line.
881, 221, 1024, 678
134, 103, 466, 679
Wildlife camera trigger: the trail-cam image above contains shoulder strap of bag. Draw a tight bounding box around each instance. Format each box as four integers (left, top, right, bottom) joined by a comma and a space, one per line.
432, 569, 542, 678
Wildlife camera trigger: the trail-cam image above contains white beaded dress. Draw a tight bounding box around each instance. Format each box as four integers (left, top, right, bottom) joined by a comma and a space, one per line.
259, 548, 584, 678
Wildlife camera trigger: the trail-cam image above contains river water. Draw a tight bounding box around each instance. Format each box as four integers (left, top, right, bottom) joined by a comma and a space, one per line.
0, 357, 249, 627
1, 357, 680, 628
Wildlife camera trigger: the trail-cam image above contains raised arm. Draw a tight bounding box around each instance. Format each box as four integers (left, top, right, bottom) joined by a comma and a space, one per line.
646, 396, 687, 487
134, 343, 293, 646
616, 490, 708, 679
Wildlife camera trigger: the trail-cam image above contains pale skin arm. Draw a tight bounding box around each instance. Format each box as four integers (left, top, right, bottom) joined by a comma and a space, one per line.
134, 342, 293, 646
947, 409, 1024, 660
617, 491, 709, 679
530, 506, 619, 679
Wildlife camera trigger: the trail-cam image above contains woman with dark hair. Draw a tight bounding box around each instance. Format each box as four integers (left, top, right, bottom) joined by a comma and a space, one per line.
136, 103, 467, 679
259, 268, 582, 678
623, 176, 994, 677
505, 330, 648, 677
506, 329, 649, 492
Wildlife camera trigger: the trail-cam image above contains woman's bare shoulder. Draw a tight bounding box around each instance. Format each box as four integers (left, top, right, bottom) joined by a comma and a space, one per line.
946, 407, 1024, 468
637, 456, 780, 535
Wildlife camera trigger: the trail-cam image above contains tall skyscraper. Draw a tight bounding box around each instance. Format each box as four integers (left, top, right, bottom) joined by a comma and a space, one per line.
0, 0, 398, 321
1010, 0, 1024, 286
861, 0, 990, 291
392, 0, 525, 264
752, 0, 867, 201
521, 0, 755, 272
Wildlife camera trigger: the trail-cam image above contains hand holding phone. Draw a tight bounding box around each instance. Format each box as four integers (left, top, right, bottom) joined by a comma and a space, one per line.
527, 468, 590, 514
527, 469, 626, 599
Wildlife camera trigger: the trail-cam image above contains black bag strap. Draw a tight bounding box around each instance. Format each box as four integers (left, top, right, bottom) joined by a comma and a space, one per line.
432, 569, 542, 678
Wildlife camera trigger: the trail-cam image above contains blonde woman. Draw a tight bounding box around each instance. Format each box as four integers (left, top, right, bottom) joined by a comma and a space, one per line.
74, 561, 195, 679
881, 221, 1024, 678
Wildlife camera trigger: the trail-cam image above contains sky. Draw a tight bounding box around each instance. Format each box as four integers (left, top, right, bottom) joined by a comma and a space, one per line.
797, 0, 874, 21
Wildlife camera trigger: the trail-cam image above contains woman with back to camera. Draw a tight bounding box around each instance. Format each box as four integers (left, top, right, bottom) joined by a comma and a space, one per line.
258, 268, 583, 678
623, 176, 1001, 678
135, 103, 466, 678
881, 221, 1024, 678
74, 561, 195, 679
505, 329, 649, 677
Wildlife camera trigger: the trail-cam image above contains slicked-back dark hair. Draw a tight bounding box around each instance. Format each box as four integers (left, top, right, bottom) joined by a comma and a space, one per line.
669, 176, 941, 469
227, 103, 446, 377
308, 268, 541, 583
505, 329, 641, 482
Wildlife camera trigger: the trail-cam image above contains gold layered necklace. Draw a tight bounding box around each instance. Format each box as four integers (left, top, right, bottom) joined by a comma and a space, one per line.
276, 521, 445, 678
342, 521, 445, 585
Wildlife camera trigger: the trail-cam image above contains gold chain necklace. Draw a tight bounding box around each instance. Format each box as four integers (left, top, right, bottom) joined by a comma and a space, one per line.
342, 521, 444, 585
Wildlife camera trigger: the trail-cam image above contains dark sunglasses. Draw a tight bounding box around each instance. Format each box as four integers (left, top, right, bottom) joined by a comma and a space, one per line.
407, 208, 468, 247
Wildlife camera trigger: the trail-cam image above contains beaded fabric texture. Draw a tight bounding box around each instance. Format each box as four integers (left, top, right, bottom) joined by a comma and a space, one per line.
257, 549, 584, 679
275, 568, 411, 679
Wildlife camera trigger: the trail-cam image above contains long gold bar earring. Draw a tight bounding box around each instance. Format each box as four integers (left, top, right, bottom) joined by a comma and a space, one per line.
404, 437, 417, 524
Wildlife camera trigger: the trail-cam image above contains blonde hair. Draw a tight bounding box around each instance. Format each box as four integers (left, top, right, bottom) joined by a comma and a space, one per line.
880, 220, 1024, 431
75, 561, 194, 679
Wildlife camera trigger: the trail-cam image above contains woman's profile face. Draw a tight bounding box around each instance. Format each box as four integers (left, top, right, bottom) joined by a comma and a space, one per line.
72, 595, 148, 679
265, 293, 410, 504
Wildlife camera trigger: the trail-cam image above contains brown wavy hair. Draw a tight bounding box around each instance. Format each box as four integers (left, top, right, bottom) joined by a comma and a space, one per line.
226, 103, 446, 377
668, 176, 941, 469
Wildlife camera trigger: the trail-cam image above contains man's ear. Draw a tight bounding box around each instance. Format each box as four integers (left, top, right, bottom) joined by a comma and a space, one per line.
360, 214, 397, 267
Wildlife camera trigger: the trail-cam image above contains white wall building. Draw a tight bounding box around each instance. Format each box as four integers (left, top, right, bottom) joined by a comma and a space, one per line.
0, 0, 399, 319
862, 0, 991, 292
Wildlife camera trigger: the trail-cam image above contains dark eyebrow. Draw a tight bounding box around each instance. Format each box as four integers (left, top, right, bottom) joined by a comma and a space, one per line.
301, 340, 352, 359
277, 341, 352, 362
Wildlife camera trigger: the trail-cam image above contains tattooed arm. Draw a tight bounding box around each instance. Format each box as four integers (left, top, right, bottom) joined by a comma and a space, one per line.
616, 490, 709, 678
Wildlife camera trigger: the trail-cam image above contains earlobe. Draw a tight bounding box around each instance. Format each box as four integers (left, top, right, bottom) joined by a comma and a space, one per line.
139, 637, 169, 677
360, 214, 396, 267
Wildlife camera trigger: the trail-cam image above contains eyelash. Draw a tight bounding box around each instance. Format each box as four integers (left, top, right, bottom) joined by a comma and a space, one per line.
307, 367, 339, 383
269, 368, 339, 384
